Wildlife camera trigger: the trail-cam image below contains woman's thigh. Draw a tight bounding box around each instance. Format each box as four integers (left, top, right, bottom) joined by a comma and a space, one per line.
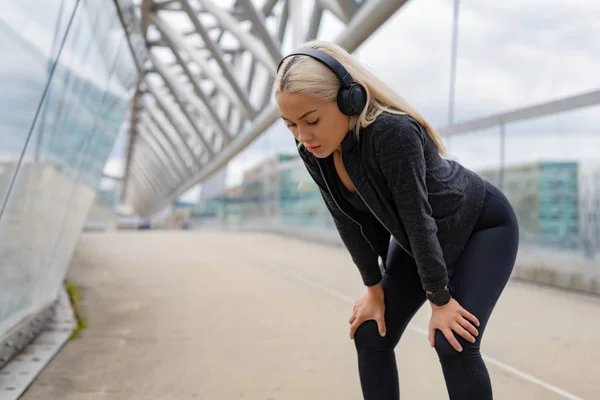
381, 240, 427, 342
448, 183, 520, 340
354, 239, 426, 349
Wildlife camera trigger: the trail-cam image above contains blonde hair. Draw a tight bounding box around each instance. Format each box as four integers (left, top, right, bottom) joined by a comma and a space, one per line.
275, 40, 446, 156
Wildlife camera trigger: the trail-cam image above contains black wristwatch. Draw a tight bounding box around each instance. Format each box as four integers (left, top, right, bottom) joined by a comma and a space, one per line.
426, 287, 452, 306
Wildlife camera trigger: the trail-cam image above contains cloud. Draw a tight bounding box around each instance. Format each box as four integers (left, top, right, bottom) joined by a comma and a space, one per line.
448, 1, 600, 121
353, 0, 600, 123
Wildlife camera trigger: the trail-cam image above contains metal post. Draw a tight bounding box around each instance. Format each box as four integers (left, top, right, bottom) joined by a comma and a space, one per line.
447, 0, 460, 154
499, 122, 506, 190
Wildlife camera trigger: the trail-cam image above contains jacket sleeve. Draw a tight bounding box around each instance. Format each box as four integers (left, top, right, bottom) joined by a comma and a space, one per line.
374, 118, 449, 292
301, 154, 383, 287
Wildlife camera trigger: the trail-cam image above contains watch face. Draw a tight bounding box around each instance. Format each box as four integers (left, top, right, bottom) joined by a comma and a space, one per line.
434, 289, 451, 305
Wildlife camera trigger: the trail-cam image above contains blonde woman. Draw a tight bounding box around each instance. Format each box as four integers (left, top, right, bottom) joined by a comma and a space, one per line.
274, 40, 519, 399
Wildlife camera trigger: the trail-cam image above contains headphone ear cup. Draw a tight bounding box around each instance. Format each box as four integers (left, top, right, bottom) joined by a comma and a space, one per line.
337, 83, 367, 115
336, 88, 351, 115
350, 83, 367, 114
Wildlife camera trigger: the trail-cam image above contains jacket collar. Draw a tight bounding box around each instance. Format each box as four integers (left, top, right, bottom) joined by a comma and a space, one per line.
340, 130, 358, 153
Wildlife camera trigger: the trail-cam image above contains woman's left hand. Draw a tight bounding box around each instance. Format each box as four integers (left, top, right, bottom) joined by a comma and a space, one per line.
428, 297, 480, 352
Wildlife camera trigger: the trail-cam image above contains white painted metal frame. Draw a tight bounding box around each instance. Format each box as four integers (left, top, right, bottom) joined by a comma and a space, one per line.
437, 89, 600, 136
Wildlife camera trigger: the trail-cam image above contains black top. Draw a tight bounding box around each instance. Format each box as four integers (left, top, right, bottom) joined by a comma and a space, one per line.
336, 177, 371, 214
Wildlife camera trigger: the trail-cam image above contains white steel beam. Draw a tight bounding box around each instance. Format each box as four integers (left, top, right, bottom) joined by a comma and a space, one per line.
140, 112, 190, 176
195, 0, 278, 69
336, 0, 359, 21
152, 12, 255, 119
317, 0, 349, 23
237, 0, 283, 63
144, 99, 197, 168
143, 81, 203, 168
148, 53, 215, 157
438, 89, 600, 136
151, 13, 233, 144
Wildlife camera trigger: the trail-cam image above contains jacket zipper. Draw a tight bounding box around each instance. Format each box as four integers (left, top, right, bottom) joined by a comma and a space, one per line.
314, 157, 379, 257
340, 148, 415, 259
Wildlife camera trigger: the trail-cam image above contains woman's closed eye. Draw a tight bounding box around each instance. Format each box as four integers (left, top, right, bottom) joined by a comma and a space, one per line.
286, 118, 319, 128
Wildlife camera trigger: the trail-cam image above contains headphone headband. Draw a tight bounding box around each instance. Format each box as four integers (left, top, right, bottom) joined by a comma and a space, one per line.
276, 48, 353, 88
276, 47, 367, 116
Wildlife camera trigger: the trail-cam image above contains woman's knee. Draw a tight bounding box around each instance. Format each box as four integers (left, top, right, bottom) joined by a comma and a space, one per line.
433, 330, 481, 360
353, 320, 392, 352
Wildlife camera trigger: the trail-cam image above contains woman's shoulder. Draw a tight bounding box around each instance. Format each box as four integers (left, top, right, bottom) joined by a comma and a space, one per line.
361, 109, 426, 150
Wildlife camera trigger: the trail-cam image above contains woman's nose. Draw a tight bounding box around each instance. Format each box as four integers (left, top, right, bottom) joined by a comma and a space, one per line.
296, 127, 312, 142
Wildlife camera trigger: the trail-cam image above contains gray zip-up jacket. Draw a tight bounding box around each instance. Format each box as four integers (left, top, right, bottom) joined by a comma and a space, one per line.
297, 111, 487, 292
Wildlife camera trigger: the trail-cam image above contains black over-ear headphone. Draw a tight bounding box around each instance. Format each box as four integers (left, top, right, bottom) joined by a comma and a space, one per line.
276, 48, 367, 116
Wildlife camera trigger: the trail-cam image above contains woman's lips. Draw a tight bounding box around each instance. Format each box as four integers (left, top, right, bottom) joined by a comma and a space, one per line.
306, 145, 321, 151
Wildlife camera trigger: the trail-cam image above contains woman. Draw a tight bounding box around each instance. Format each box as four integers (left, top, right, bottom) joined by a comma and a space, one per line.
274, 40, 519, 399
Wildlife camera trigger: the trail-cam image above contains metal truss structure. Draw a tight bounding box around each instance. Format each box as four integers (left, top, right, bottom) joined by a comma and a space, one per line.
115, 0, 409, 217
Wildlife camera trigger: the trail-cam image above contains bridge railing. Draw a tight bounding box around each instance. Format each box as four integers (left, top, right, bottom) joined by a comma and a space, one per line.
0, 0, 138, 367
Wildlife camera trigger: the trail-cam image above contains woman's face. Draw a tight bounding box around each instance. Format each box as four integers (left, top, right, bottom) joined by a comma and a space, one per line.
275, 92, 349, 158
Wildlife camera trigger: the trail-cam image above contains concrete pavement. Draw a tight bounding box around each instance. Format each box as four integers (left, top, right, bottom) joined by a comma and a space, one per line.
20, 231, 600, 399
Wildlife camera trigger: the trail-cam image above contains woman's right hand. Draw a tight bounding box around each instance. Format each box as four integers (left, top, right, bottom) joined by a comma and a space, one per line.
349, 283, 386, 340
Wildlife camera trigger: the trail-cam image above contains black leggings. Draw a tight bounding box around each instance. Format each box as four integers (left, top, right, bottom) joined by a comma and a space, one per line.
354, 181, 519, 399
